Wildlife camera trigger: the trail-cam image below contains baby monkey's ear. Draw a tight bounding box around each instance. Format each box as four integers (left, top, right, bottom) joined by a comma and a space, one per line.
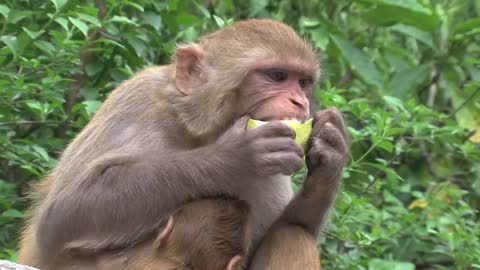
226, 254, 243, 270
154, 215, 175, 248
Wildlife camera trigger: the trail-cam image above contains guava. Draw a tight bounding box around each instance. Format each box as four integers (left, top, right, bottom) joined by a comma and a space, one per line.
247, 118, 313, 151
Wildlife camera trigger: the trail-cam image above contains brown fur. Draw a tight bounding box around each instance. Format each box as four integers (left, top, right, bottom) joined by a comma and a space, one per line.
18, 19, 348, 270
55, 198, 251, 270
249, 223, 321, 270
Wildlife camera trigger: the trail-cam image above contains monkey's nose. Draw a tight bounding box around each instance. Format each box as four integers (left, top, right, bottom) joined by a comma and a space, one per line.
289, 98, 307, 111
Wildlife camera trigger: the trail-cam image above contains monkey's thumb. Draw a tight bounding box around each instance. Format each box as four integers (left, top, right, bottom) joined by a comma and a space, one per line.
230, 116, 250, 133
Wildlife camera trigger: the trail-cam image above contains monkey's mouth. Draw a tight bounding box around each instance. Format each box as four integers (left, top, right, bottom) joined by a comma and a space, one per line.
257, 116, 306, 123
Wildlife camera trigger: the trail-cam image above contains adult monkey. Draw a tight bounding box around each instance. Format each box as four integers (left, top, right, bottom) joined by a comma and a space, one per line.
18, 19, 349, 269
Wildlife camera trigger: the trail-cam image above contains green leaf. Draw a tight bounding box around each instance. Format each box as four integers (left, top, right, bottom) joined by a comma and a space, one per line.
76, 13, 101, 27
454, 18, 480, 35
55, 17, 69, 31
126, 35, 146, 56
1, 209, 24, 219
22, 27, 45, 39
82, 100, 102, 116
368, 258, 415, 270
383, 96, 407, 113
195, 2, 211, 18
110, 15, 138, 26
361, 0, 440, 31
301, 17, 321, 28
34, 40, 56, 56
31, 145, 50, 162
20, 164, 42, 175
390, 64, 430, 99
377, 140, 394, 153
0, 4, 10, 19
182, 26, 199, 42
249, 0, 268, 16
372, 135, 394, 153
142, 11, 163, 30
25, 101, 45, 115
330, 35, 383, 88
124, 1, 144, 12
50, 0, 68, 12
309, 28, 329, 50
97, 37, 126, 49
0, 35, 18, 58
451, 84, 480, 141
213, 15, 225, 28
69, 17, 89, 37
85, 63, 103, 77
391, 24, 434, 48
177, 13, 200, 26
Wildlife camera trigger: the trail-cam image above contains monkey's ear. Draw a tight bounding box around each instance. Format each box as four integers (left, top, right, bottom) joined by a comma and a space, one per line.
175, 44, 205, 96
226, 255, 242, 270
154, 215, 175, 248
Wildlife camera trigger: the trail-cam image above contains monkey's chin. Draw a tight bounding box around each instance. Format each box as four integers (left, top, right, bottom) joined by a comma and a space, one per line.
247, 118, 313, 151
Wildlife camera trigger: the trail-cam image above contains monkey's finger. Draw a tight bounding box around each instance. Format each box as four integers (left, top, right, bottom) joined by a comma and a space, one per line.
308, 137, 347, 169
255, 137, 304, 157
261, 152, 305, 175
323, 109, 348, 141
250, 121, 295, 139
315, 123, 348, 154
228, 116, 250, 135
313, 108, 347, 139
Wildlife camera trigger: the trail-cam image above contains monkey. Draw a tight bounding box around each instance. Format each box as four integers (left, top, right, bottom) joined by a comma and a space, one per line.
18, 19, 349, 270
92, 198, 250, 270
37, 197, 250, 270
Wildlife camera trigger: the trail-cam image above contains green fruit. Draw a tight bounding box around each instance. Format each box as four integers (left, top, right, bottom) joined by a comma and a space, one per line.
247, 118, 313, 151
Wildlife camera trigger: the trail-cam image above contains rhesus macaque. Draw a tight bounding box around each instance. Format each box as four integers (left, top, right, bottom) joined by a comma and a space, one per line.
18, 19, 349, 270
95, 198, 251, 270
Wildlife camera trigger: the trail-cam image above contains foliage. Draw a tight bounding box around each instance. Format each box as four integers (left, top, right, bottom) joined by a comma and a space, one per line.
1, 0, 479, 269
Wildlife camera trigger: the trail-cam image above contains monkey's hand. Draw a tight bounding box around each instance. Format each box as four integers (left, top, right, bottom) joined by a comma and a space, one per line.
280, 108, 349, 238
306, 108, 349, 182
214, 116, 305, 177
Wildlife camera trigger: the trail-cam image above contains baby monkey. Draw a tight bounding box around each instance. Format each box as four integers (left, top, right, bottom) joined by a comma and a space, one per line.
95, 198, 251, 270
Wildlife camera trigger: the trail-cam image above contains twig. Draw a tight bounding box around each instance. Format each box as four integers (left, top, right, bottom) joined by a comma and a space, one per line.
427, 68, 438, 107
337, 157, 397, 227
0, 120, 66, 126
99, 29, 122, 42
336, 69, 353, 88
418, 142, 439, 179
447, 86, 480, 118
21, 60, 69, 77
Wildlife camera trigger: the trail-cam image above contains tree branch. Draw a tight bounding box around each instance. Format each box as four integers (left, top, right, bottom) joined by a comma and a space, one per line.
0, 120, 67, 126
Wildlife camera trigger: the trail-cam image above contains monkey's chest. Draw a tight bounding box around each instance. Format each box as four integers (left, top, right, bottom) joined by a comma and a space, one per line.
239, 174, 294, 247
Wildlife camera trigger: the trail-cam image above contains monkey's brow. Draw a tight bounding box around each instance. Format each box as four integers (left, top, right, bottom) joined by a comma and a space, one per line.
257, 67, 314, 79
254, 59, 317, 78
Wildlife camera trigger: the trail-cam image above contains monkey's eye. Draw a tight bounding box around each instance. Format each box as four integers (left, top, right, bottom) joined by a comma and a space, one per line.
299, 77, 313, 89
265, 69, 288, 83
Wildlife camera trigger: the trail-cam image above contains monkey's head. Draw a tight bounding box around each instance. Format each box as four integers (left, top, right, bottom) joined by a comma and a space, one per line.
173, 19, 320, 138
154, 199, 251, 270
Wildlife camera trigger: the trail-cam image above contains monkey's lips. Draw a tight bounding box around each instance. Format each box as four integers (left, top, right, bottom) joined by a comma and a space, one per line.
247, 118, 313, 151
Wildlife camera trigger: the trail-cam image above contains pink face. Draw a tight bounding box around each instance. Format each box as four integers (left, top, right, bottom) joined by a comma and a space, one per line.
238, 64, 314, 122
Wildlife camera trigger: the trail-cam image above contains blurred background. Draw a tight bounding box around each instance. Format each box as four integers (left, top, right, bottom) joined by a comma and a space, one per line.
0, 0, 479, 269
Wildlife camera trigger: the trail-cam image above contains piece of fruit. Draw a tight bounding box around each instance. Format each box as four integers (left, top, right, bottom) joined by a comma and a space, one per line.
247, 118, 313, 151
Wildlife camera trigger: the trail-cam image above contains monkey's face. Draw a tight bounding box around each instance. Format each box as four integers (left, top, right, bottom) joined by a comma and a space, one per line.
237, 66, 314, 122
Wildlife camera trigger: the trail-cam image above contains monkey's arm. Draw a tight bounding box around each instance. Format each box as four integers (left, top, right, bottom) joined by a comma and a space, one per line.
36, 119, 303, 258
280, 169, 342, 237
35, 146, 243, 257
279, 108, 349, 238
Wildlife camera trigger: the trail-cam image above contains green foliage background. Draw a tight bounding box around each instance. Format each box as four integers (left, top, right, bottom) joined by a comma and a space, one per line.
1, 0, 479, 269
